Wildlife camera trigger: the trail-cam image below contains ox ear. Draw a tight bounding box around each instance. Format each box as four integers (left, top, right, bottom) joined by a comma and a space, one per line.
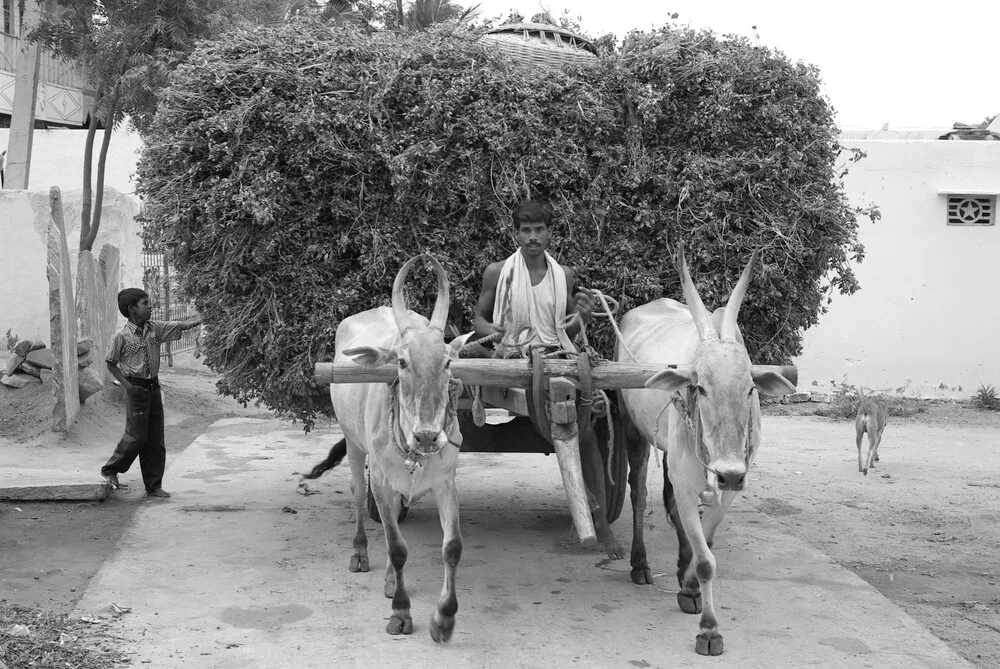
448, 332, 475, 358
342, 346, 397, 367
751, 369, 797, 396
645, 368, 698, 393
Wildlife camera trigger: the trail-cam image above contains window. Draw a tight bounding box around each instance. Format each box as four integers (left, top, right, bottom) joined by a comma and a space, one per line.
2, 0, 15, 36
946, 195, 996, 226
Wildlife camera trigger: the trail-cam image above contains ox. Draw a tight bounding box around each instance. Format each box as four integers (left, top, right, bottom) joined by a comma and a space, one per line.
616, 246, 796, 655
303, 254, 471, 642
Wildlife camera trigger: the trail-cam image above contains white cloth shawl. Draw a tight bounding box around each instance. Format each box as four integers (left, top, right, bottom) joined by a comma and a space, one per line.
493, 249, 576, 353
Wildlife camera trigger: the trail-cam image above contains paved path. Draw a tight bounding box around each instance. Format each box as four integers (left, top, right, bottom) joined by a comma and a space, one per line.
75, 418, 970, 669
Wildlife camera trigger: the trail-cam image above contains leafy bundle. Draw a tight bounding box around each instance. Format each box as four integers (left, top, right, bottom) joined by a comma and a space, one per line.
138, 21, 872, 427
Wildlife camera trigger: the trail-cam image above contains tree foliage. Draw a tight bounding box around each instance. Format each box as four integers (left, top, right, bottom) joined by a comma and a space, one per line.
137, 21, 874, 428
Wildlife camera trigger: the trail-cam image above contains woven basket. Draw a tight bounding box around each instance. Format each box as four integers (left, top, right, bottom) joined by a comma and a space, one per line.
480, 22, 598, 68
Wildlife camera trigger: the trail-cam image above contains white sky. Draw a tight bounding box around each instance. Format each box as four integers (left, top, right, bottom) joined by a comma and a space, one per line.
472, 0, 999, 130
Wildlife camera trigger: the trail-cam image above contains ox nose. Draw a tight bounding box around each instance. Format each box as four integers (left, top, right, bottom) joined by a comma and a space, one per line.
715, 467, 747, 491
413, 430, 440, 452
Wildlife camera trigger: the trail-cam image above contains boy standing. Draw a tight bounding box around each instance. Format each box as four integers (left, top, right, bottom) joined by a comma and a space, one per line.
101, 288, 201, 498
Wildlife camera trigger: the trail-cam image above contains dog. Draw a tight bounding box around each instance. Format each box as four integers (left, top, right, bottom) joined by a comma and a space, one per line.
855, 387, 888, 475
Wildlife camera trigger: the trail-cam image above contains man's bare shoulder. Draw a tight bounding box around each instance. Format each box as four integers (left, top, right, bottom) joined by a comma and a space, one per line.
482, 261, 505, 280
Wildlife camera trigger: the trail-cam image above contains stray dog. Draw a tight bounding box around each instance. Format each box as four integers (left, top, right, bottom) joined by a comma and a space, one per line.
855, 387, 888, 475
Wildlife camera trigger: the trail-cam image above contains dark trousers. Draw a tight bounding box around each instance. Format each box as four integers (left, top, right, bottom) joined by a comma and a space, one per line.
102, 378, 166, 491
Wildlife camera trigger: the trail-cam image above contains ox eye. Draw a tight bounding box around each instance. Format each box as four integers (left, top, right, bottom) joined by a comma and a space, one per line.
695, 385, 707, 396
398, 359, 408, 370
444, 358, 451, 369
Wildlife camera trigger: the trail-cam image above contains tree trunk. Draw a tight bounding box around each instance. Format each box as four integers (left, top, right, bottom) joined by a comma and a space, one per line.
82, 95, 117, 252
80, 104, 99, 251
396, 0, 404, 27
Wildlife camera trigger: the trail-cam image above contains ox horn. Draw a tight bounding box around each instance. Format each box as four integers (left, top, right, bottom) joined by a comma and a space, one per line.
674, 242, 717, 341
426, 254, 450, 331
720, 249, 759, 341
391, 254, 451, 332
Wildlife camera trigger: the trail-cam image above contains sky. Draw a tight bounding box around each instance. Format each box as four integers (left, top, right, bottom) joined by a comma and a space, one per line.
471, 0, 999, 130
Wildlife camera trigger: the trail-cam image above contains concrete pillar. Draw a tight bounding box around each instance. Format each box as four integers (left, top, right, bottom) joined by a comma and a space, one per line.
3, 0, 45, 189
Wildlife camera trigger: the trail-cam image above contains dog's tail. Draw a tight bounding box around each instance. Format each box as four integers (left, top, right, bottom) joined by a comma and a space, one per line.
302, 437, 348, 479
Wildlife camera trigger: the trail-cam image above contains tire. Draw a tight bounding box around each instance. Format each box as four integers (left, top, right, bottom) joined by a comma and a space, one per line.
600, 392, 630, 523
366, 469, 409, 524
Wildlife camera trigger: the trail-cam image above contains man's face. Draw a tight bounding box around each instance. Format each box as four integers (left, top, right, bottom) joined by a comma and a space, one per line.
516, 221, 550, 258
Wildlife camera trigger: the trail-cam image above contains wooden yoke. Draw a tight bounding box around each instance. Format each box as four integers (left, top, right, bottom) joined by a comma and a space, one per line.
315, 359, 798, 390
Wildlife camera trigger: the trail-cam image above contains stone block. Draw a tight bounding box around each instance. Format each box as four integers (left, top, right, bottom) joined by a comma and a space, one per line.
12, 340, 33, 357
77, 337, 94, 356
78, 366, 105, 403
19, 361, 43, 378
786, 392, 811, 403
1, 373, 30, 389
77, 349, 96, 369
810, 393, 833, 403
29, 341, 46, 352
26, 348, 55, 369
5, 354, 26, 376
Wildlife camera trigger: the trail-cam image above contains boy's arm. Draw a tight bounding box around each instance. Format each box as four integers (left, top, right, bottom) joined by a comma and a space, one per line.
473, 263, 504, 340
105, 361, 144, 396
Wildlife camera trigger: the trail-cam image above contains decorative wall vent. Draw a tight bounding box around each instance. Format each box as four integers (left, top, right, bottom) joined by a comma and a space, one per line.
946, 195, 995, 226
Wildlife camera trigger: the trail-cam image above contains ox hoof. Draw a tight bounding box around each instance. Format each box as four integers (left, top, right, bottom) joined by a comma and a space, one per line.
429, 613, 455, 643
677, 590, 702, 614
630, 566, 653, 585
386, 612, 413, 635
695, 631, 723, 656
349, 554, 369, 573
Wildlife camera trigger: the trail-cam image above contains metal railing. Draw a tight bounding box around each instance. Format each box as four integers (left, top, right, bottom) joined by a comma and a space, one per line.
142, 250, 199, 366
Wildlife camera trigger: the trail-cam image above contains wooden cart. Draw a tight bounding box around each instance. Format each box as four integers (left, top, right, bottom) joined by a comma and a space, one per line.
315, 358, 797, 543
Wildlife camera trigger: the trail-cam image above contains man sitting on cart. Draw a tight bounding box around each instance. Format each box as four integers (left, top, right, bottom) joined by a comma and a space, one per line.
471, 200, 624, 559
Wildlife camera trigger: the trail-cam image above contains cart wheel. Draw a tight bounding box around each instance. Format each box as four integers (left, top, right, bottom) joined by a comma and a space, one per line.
366, 469, 409, 524
600, 393, 629, 523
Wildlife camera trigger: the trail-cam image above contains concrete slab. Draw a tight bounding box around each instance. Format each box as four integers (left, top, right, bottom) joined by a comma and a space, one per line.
75, 418, 971, 669
0, 468, 109, 501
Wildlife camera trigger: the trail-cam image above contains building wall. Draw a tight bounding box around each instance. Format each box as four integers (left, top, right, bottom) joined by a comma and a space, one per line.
793, 140, 1000, 398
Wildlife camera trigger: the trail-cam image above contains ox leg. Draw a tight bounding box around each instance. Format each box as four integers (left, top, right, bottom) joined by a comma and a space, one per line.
346, 444, 369, 573
669, 462, 725, 656
623, 413, 651, 584
429, 479, 462, 643
700, 491, 737, 547
371, 480, 412, 635
856, 422, 866, 473
580, 422, 624, 559
661, 455, 697, 610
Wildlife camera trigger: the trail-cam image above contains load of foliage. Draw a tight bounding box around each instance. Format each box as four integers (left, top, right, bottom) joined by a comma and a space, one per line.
138, 20, 875, 428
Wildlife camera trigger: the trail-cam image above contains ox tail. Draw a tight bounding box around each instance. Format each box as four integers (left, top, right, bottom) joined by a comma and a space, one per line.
302, 438, 348, 479
857, 386, 867, 404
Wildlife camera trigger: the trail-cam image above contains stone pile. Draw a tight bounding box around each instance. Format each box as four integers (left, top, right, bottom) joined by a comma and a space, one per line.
1, 337, 105, 402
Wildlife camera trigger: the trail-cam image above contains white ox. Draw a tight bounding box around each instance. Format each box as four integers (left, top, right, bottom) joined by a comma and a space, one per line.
304, 254, 471, 642
617, 246, 795, 656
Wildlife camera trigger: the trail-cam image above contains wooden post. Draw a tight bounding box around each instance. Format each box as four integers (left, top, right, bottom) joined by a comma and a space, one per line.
3, 0, 45, 189
548, 376, 596, 544
162, 254, 173, 367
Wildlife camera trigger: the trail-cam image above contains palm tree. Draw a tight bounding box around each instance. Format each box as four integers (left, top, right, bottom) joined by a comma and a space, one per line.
400, 0, 480, 31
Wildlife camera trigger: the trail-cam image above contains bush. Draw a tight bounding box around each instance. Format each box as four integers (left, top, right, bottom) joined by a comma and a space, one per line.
974, 383, 1000, 411
137, 22, 873, 428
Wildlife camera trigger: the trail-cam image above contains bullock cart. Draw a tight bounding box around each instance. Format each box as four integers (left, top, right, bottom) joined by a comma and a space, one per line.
315, 357, 796, 543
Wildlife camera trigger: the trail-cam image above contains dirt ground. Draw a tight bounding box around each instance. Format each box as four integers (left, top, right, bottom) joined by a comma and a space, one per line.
2, 355, 999, 668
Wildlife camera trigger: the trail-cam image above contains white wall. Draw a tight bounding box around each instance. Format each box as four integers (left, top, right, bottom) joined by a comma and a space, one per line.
1, 128, 143, 343
793, 140, 1000, 398
1, 128, 143, 198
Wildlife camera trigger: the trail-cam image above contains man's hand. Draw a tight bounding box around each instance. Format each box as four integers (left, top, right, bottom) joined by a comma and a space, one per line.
183, 318, 203, 331
574, 288, 595, 323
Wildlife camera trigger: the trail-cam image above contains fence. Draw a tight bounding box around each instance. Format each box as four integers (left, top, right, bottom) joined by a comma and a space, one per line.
142, 250, 199, 366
